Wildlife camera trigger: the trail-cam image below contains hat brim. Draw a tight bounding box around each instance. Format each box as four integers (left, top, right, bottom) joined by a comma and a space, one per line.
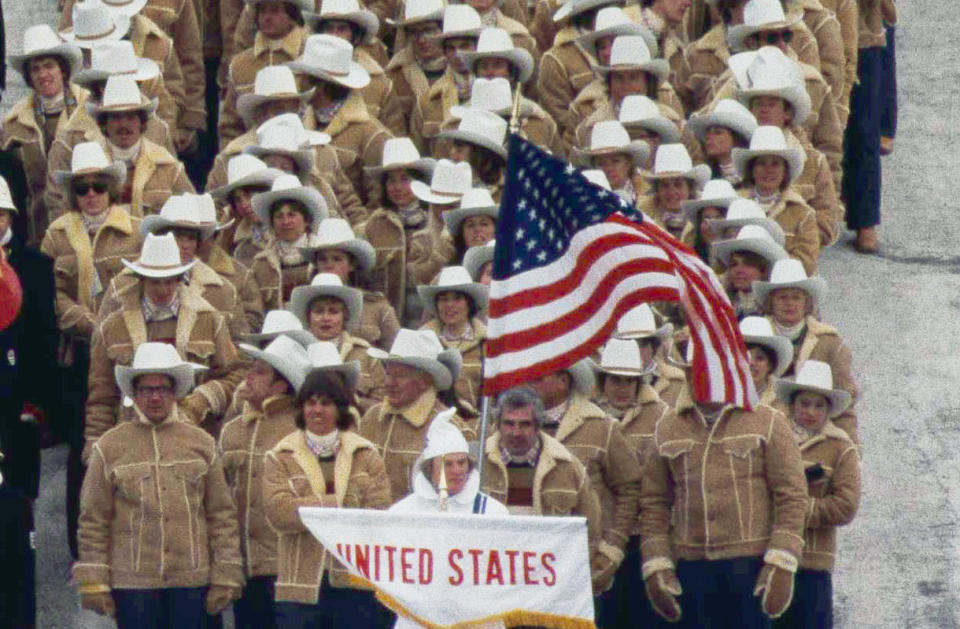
386, 10, 444, 27
614, 322, 673, 342
594, 59, 670, 85
11, 45, 83, 81
775, 379, 851, 417
737, 84, 812, 129
431, 27, 483, 44
731, 146, 805, 185
305, 10, 380, 43
209, 167, 284, 201
463, 244, 494, 280
442, 205, 499, 238
53, 161, 127, 187
364, 157, 436, 178
365, 349, 458, 391
574, 141, 649, 168
705, 216, 786, 246
726, 16, 800, 53
593, 358, 656, 378
299, 238, 376, 272
459, 49, 535, 84
236, 89, 315, 128
434, 127, 508, 160
102, 0, 149, 16
577, 23, 659, 58
141, 215, 217, 240
59, 15, 131, 48
287, 60, 371, 90
711, 236, 787, 267
553, 0, 618, 23
243, 145, 315, 175
418, 282, 489, 317
680, 195, 740, 223
289, 283, 364, 330
252, 186, 328, 226
687, 110, 757, 144
307, 361, 361, 392
742, 333, 793, 377
245, 0, 313, 12
752, 276, 826, 306
620, 117, 681, 144
73, 57, 160, 86
239, 343, 308, 391
86, 95, 158, 118
121, 257, 197, 279
644, 164, 712, 189
116, 362, 194, 400
239, 328, 317, 347
409, 180, 466, 206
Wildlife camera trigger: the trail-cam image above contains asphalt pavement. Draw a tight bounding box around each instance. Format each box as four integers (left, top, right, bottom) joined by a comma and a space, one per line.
9, 0, 957, 626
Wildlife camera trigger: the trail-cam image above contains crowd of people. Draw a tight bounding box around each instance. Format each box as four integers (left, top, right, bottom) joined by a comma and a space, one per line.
0, 0, 898, 626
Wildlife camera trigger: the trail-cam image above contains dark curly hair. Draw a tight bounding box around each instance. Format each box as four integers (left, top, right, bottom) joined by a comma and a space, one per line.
295, 370, 356, 430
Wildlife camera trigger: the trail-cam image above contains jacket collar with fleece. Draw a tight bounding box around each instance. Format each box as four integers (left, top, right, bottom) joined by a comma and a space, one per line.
271, 429, 377, 506
253, 26, 306, 60
385, 45, 431, 98
485, 430, 579, 514
554, 392, 607, 443
305, 91, 373, 139
240, 393, 296, 425
4, 83, 87, 151
377, 386, 440, 429
117, 281, 217, 354
798, 419, 853, 453
57, 204, 135, 312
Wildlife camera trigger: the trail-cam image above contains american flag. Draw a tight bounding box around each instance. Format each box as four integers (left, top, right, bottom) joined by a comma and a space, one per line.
483, 135, 757, 408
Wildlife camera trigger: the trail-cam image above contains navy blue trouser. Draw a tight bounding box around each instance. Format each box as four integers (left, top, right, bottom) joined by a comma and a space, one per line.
234, 575, 277, 629
595, 536, 665, 628
113, 587, 220, 629
275, 578, 393, 628
772, 569, 833, 629
842, 47, 884, 230
880, 27, 897, 139
675, 557, 771, 629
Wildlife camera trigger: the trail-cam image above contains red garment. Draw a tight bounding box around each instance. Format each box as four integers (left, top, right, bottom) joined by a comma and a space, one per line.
0, 252, 23, 331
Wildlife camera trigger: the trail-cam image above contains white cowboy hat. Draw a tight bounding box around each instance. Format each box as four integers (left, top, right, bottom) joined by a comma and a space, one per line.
437, 105, 508, 160
775, 360, 851, 417
732, 125, 806, 185
243, 121, 316, 175
581, 169, 611, 190
618, 95, 681, 143
239, 334, 313, 392
448, 76, 517, 115
100, 0, 148, 17
243, 0, 313, 12
564, 359, 597, 395
575, 120, 650, 167
644, 144, 711, 188
739, 316, 793, 377
257, 112, 332, 147
594, 338, 653, 377
288, 34, 370, 90
705, 197, 786, 245
680, 178, 740, 223
194, 192, 234, 232
432, 5, 483, 44
115, 342, 195, 400
61, 0, 131, 48
10, 24, 82, 80
121, 232, 197, 278
237, 65, 314, 129
0, 177, 15, 212
141, 194, 217, 240
305, 341, 361, 391
577, 7, 658, 59
73, 40, 159, 86
421, 407, 469, 460
459, 28, 535, 85
442, 188, 499, 238
463, 239, 495, 281
731, 47, 811, 127
387, 0, 444, 27
727, 0, 801, 53
299, 217, 377, 272
289, 272, 364, 330
52, 140, 127, 188
367, 329, 462, 391
239, 309, 317, 346
751, 258, 827, 306
306, 0, 380, 44
613, 303, 673, 341
686, 98, 758, 144
364, 137, 436, 177
208, 154, 284, 201
418, 266, 489, 318
594, 35, 669, 86
711, 224, 788, 267
553, 0, 620, 23
85, 74, 157, 117
251, 173, 328, 227
410, 159, 474, 206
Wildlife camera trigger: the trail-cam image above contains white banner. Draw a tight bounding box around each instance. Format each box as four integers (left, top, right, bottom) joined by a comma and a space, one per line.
299, 507, 596, 629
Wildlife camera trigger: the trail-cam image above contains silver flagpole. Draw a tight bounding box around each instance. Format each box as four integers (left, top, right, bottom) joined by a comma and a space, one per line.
476, 396, 491, 490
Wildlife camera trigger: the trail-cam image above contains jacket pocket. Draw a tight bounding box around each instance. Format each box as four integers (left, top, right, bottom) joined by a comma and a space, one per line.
114, 464, 152, 503
172, 459, 208, 569
113, 464, 153, 571
185, 340, 216, 365
721, 435, 762, 460
541, 490, 578, 516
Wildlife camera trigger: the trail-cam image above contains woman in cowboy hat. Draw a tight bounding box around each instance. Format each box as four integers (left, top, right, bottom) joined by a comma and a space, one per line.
590, 337, 669, 626
301, 217, 401, 350
576, 120, 651, 207
463, 239, 495, 285
417, 266, 489, 410
753, 258, 857, 441
711, 223, 788, 319
359, 137, 437, 322
612, 303, 686, 408
616, 94, 685, 171
436, 107, 508, 199
210, 154, 284, 268
639, 143, 711, 239
442, 188, 499, 264
678, 178, 741, 261
262, 362, 393, 626
249, 174, 329, 309
772, 360, 860, 629
687, 98, 758, 185
740, 315, 793, 409
1, 24, 84, 243
291, 34, 393, 210
733, 124, 820, 274
290, 271, 387, 411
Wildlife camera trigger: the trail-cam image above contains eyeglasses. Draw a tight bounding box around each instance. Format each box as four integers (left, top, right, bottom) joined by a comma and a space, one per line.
72, 181, 109, 196
761, 30, 794, 45
135, 385, 174, 398
408, 25, 441, 40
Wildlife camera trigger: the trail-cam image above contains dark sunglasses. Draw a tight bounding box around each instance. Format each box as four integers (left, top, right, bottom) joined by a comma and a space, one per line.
761, 30, 794, 45
72, 182, 109, 196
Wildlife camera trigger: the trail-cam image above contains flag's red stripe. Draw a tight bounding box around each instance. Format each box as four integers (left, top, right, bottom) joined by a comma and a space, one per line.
488, 229, 670, 316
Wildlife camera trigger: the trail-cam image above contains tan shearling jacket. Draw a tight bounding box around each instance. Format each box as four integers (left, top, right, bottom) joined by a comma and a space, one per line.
639, 392, 809, 569
219, 394, 299, 577
797, 421, 861, 571
40, 207, 142, 338
119, 138, 197, 217
358, 206, 426, 320
568, 79, 687, 146
352, 290, 401, 351
356, 48, 405, 136
412, 68, 462, 152
789, 0, 846, 118
743, 187, 819, 275
336, 331, 387, 412
263, 430, 392, 603
250, 246, 314, 311
205, 244, 265, 335
359, 388, 476, 500
537, 28, 597, 143
818, 0, 858, 119
384, 45, 437, 138
74, 405, 244, 590
129, 14, 190, 134
786, 129, 843, 247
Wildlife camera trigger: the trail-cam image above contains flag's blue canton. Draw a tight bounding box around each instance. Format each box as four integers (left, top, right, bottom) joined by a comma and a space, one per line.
493, 135, 644, 279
